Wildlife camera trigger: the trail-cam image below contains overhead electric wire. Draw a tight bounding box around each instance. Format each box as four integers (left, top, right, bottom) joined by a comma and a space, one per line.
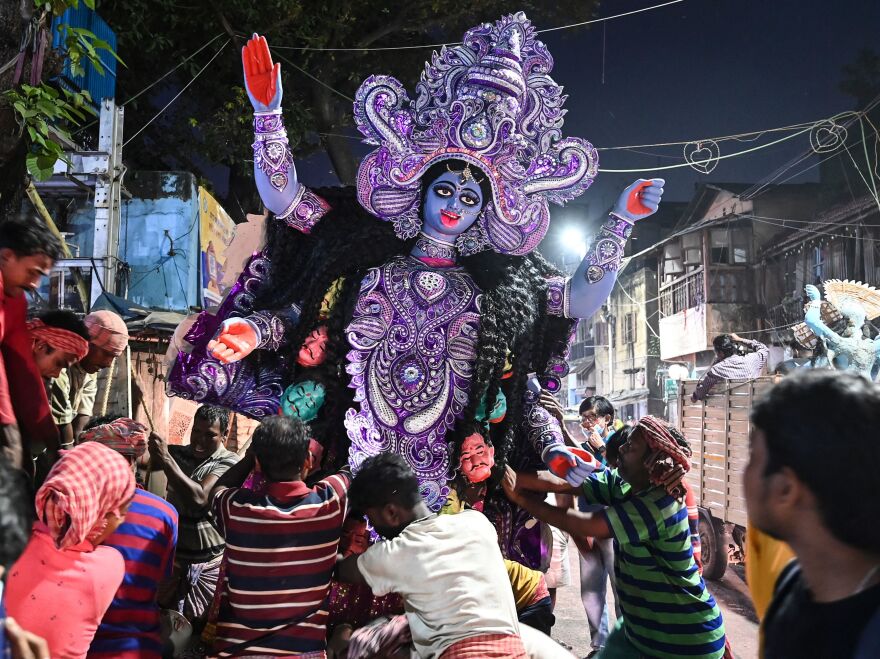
270, 0, 685, 52
123, 39, 230, 147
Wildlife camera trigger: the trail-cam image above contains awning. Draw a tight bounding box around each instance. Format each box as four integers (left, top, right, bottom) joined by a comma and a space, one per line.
606, 388, 650, 405
575, 355, 595, 376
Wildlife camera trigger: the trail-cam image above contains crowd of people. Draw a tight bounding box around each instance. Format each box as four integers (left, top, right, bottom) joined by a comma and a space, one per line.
1, 214, 879, 659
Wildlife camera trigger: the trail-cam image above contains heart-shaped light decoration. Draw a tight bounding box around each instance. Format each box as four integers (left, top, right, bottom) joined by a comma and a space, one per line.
683, 140, 720, 174
809, 119, 847, 154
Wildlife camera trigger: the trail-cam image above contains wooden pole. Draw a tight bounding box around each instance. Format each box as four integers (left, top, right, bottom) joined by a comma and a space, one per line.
25, 181, 91, 311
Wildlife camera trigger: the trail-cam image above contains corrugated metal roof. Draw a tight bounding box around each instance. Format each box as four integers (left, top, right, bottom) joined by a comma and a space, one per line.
51, 6, 117, 107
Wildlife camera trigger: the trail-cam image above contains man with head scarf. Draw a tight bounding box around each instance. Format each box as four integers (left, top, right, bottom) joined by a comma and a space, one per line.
50, 310, 129, 448
503, 415, 728, 659
4, 442, 135, 659
79, 418, 179, 659
28, 310, 90, 380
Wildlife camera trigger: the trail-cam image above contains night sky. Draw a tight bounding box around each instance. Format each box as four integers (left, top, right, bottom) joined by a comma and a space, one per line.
295, 0, 879, 251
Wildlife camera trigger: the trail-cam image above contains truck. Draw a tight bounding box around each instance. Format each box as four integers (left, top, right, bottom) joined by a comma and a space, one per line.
676, 376, 776, 580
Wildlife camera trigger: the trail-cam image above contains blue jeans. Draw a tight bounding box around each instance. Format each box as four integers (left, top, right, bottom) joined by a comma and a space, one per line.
578, 537, 621, 650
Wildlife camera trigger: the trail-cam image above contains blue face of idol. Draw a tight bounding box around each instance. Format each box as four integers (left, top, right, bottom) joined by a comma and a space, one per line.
420, 168, 486, 241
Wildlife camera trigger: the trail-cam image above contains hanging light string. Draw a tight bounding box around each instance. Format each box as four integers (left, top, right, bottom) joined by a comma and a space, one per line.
269, 0, 685, 52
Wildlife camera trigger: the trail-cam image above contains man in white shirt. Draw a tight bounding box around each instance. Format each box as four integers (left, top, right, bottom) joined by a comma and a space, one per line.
337, 453, 528, 659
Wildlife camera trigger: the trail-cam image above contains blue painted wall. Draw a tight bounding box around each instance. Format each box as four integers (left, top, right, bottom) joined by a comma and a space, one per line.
119, 172, 201, 312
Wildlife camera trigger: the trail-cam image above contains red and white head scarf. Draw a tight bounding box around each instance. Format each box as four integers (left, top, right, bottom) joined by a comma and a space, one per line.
79, 417, 149, 459
635, 415, 692, 497
84, 310, 129, 356
35, 442, 135, 549
27, 318, 89, 361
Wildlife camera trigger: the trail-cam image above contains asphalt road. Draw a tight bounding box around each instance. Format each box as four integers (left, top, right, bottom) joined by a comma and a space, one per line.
550, 552, 759, 658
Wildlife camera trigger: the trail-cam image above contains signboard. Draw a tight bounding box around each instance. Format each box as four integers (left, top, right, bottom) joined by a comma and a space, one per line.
664, 378, 679, 401
659, 305, 707, 360
198, 187, 236, 306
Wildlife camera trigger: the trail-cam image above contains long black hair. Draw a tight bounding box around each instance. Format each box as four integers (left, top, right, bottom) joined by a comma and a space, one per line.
251, 171, 575, 468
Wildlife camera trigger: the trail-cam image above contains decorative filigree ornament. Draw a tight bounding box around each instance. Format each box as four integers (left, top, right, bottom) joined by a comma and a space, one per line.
253, 110, 294, 192
415, 233, 457, 261
352, 12, 599, 255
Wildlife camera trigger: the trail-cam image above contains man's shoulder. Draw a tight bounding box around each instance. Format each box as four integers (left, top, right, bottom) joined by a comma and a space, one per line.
446, 509, 498, 538
132, 487, 179, 523
50, 368, 71, 390
215, 448, 240, 465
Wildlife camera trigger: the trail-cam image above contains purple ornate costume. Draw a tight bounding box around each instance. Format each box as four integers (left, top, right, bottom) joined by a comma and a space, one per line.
167, 13, 661, 565
344, 257, 481, 508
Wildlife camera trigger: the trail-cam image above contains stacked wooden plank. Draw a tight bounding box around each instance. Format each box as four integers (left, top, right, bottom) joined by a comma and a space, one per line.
677, 377, 775, 527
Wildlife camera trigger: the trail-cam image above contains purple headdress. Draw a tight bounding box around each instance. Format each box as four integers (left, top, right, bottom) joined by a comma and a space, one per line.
353, 12, 599, 256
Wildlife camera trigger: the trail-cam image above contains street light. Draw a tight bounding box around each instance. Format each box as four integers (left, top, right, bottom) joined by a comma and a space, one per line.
560, 225, 587, 261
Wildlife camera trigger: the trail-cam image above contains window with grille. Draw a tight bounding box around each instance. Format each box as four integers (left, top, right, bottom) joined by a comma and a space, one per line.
812, 245, 827, 282
710, 228, 752, 265
622, 313, 635, 344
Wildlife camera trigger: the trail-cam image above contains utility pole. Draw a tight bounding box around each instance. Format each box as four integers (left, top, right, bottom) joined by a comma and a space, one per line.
91, 99, 124, 306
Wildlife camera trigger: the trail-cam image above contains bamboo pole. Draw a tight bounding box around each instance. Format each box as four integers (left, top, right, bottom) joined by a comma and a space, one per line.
25, 180, 91, 311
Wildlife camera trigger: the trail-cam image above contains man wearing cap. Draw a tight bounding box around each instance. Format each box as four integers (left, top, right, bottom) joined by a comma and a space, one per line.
50, 310, 129, 448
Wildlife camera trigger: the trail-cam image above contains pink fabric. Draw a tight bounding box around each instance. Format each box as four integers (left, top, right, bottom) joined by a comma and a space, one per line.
84, 310, 129, 356
530, 574, 550, 606
36, 442, 135, 549
440, 633, 528, 658
5, 525, 125, 659
0, 282, 58, 461
79, 417, 148, 458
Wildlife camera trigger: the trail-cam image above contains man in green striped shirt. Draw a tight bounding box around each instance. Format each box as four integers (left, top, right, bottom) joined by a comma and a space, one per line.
504, 415, 726, 658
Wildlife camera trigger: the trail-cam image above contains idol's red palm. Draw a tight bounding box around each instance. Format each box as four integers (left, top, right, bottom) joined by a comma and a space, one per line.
242, 34, 281, 111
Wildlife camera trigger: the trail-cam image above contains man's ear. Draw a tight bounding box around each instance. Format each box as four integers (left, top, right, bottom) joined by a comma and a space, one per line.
383, 502, 402, 525
767, 466, 803, 511
303, 452, 315, 476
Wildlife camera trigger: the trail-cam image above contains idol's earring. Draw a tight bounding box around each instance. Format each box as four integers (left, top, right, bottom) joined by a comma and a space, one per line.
456, 216, 491, 256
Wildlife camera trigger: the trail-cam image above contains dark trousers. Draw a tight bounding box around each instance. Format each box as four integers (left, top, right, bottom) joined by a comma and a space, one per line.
518, 595, 555, 636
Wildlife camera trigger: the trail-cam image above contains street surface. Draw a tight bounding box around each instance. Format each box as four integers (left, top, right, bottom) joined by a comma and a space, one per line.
551, 553, 759, 658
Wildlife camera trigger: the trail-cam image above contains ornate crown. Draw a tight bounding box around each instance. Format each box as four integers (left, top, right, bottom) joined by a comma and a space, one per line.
353, 12, 599, 255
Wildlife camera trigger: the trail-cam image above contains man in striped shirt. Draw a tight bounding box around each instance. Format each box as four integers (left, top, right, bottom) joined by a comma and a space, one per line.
79, 418, 179, 659
209, 415, 350, 657
504, 416, 726, 659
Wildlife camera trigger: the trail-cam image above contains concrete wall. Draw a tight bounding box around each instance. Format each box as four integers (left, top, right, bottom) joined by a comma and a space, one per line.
592, 266, 665, 417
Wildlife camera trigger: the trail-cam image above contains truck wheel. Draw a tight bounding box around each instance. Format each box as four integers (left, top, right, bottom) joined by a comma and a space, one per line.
699, 512, 728, 581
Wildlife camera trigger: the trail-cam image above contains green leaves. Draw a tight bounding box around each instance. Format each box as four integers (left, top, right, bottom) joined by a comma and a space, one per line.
59, 24, 126, 78
7, 1, 121, 181
3, 84, 96, 180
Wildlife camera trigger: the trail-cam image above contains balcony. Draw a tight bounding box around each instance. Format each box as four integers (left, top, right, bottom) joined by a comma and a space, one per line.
568, 340, 595, 362
660, 267, 704, 317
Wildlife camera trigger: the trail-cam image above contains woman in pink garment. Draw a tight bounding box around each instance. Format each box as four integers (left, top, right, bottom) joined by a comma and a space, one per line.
5, 442, 135, 659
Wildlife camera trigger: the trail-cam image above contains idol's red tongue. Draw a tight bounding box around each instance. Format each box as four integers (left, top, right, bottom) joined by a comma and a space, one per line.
440, 209, 461, 227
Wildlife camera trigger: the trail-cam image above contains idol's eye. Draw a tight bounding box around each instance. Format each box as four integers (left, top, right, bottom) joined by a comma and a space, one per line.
460, 191, 479, 207
433, 184, 453, 198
